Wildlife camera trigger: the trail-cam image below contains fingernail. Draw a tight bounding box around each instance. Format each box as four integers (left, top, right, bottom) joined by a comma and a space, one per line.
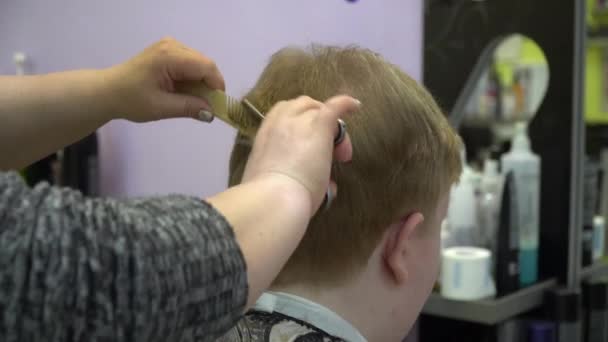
354, 99, 362, 106
198, 110, 214, 123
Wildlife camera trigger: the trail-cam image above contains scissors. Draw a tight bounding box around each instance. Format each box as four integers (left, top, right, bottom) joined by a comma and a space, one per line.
242, 99, 347, 146
242, 99, 347, 210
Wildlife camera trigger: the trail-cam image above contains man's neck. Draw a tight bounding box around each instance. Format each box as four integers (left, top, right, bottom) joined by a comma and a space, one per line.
270, 278, 386, 342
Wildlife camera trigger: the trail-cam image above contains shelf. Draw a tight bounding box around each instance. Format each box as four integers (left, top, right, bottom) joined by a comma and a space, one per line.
588, 27, 608, 38
586, 118, 608, 126
587, 28, 608, 45
421, 278, 558, 325
422, 263, 608, 325
593, 8, 608, 15
580, 261, 608, 279
588, 37, 608, 46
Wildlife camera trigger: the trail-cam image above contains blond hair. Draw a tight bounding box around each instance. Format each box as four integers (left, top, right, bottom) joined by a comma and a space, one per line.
229, 45, 462, 286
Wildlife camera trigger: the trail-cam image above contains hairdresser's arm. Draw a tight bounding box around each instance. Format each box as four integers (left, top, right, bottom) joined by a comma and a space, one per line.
0, 37, 219, 170
0, 171, 248, 342
208, 175, 311, 308
0, 70, 113, 169
0, 95, 357, 342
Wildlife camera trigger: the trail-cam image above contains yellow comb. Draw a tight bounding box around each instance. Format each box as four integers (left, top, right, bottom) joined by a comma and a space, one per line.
176, 81, 263, 138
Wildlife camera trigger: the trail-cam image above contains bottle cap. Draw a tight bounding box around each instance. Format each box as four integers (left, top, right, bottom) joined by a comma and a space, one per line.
594, 216, 605, 228
511, 121, 530, 151
483, 159, 499, 177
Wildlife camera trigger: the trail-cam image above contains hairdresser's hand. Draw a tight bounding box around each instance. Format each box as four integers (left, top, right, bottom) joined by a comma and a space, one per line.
104, 37, 223, 122
241, 95, 359, 215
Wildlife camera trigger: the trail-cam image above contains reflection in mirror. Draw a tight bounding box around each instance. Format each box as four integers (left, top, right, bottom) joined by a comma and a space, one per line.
441, 34, 550, 299
461, 34, 549, 142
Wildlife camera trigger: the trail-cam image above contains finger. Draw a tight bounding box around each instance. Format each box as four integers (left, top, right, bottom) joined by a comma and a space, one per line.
167, 49, 226, 91
333, 132, 353, 163
263, 96, 323, 123
284, 96, 324, 116
322, 95, 361, 122
318, 96, 359, 136
314, 96, 357, 148
156, 92, 212, 119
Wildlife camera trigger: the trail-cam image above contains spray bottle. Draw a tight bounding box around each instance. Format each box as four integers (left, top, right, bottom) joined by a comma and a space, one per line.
500, 122, 541, 286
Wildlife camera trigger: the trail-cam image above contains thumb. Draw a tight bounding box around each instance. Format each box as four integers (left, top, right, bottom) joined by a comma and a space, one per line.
157, 93, 212, 120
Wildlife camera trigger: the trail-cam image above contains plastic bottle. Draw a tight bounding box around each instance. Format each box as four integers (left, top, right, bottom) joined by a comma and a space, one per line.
593, 216, 605, 262
478, 159, 504, 261
501, 122, 540, 286
495, 171, 520, 296
447, 148, 479, 247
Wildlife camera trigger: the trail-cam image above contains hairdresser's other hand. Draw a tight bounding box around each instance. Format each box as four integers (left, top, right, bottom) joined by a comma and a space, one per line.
104, 37, 223, 122
242, 95, 359, 216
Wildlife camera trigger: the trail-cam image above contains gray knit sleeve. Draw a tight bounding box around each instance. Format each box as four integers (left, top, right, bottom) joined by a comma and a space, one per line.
0, 171, 248, 342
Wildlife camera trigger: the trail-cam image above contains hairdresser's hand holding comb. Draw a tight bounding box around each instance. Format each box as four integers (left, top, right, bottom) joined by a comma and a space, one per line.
106, 37, 223, 123
0, 37, 223, 170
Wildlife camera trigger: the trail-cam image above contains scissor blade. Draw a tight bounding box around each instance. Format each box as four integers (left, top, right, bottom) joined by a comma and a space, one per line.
242, 99, 265, 120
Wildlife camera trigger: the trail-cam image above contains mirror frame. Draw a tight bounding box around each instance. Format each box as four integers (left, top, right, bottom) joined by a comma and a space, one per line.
449, 36, 506, 128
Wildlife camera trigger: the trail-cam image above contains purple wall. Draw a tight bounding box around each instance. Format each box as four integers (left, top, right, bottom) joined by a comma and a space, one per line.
0, 0, 422, 198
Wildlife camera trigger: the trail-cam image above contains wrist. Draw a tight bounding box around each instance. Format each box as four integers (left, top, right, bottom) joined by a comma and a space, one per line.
94, 66, 127, 121
252, 173, 313, 220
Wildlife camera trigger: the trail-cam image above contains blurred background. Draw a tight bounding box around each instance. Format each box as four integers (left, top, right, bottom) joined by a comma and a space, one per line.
3, 0, 608, 341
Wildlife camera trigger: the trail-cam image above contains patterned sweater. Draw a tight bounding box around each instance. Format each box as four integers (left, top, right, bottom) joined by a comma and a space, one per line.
0, 171, 248, 342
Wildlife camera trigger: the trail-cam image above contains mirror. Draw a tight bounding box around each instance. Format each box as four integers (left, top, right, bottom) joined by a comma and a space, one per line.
455, 34, 549, 143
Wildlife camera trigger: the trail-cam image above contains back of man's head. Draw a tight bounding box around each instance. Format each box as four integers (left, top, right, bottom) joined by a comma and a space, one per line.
228, 45, 462, 287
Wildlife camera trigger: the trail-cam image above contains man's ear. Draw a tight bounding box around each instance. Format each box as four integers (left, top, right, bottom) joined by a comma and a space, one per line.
383, 212, 425, 285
